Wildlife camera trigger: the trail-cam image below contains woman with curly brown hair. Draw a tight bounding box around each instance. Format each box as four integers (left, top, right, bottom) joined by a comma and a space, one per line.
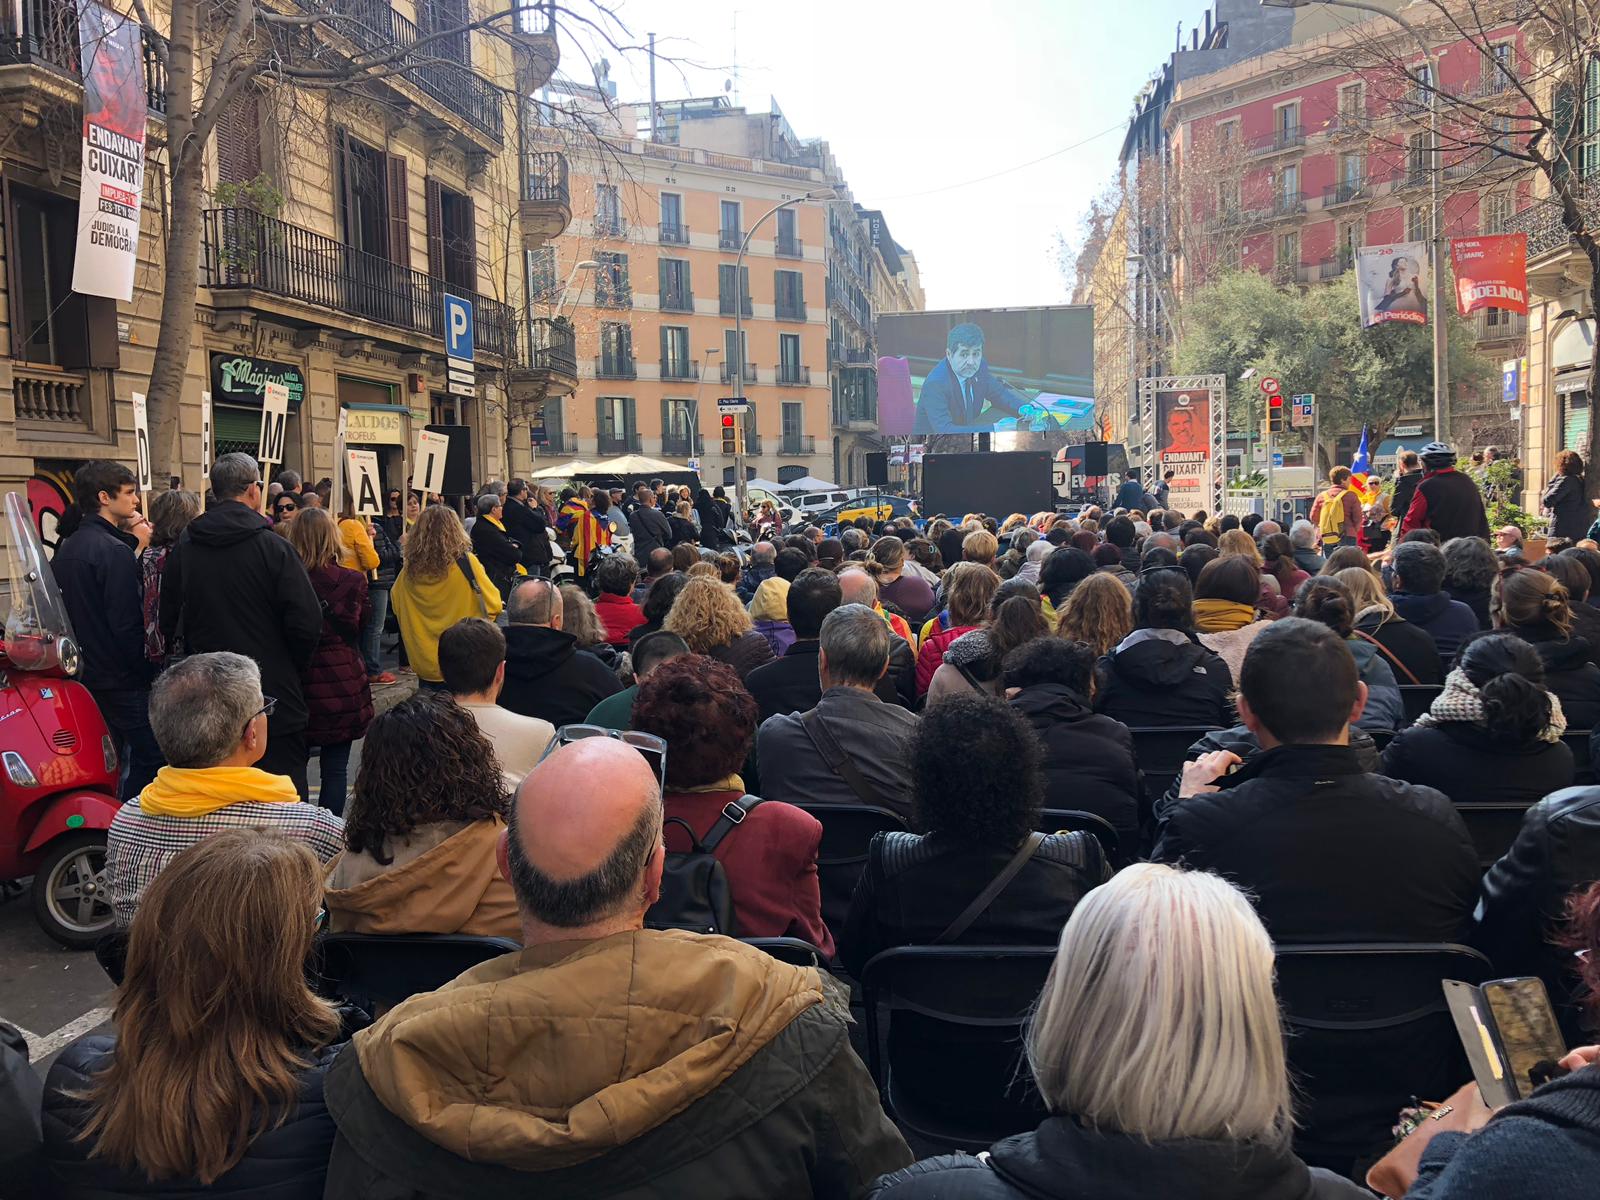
391, 504, 502, 687
663, 575, 775, 680
1057, 571, 1133, 658
322, 692, 517, 939
1544, 448, 1591, 541
631, 654, 830, 952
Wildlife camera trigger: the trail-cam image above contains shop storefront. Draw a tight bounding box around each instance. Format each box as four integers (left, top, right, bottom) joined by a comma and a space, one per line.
339, 376, 411, 498
1552, 320, 1595, 457
210, 354, 306, 469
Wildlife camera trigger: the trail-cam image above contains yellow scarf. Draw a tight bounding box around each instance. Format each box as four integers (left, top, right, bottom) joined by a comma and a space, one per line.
139, 765, 303, 817
485, 515, 528, 576
1193, 598, 1258, 633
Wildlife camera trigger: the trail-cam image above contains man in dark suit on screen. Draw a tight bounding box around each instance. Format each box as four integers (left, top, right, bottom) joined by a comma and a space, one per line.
913, 322, 1032, 434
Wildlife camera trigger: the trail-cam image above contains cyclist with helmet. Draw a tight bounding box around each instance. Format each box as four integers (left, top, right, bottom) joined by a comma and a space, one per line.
1400, 442, 1490, 543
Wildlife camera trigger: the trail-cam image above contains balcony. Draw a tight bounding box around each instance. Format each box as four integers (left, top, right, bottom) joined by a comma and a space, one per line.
594, 281, 632, 309
1504, 193, 1590, 263
718, 294, 753, 318
1251, 125, 1304, 154
594, 354, 636, 380
780, 434, 816, 456
720, 362, 756, 385
775, 235, 804, 258
1475, 309, 1528, 342
775, 300, 807, 322
659, 289, 694, 313
305, 0, 502, 141
535, 431, 578, 454
832, 400, 877, 430
1271, 191, 1305, 217
830, 342, 875, 367
594, 215, 627, 239
201, 207, 519, 357
719, 228, 743, 251
512, 317, 579, 400
777, 363, 811, 386
658, 221, 689, 244
521, 151, 571, 251
13, 364, 89, 429
661, 433, 704, 457
660, 359, 700, 381
744, 433, 763, 456
1323, 179, 1365, 206
599, 433, 642, 455
0, 0, 168, 114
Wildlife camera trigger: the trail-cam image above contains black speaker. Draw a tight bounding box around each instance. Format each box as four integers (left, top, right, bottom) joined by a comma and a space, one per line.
864, 452, 890, 486
425, 423, 474, 496
1083, 441, 1109, 475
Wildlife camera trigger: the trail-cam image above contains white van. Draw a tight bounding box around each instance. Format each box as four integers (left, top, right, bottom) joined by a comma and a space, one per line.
788, 489, 852, 517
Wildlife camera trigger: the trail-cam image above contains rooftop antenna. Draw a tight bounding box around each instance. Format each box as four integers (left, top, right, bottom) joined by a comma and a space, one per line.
732, 10, 740, 107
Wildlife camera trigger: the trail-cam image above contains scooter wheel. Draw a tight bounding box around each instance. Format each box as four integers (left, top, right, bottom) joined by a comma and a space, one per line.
31, 831, 113, 949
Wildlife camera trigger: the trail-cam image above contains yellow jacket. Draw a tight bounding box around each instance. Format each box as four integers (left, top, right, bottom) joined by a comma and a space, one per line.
391, 553, 502, 682
338, 517, 380, 572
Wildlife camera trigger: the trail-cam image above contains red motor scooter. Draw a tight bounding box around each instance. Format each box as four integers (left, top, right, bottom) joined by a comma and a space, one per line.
1, 491, 121, 947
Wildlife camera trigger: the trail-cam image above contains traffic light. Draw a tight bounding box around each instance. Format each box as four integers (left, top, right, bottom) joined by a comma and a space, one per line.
721, 413, 738, 455
1267, 393, 1286, 434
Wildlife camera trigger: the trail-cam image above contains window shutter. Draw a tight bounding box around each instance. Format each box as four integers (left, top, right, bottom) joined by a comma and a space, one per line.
1585, 59, 1600, 179
386, 153, 410, 267
425, 176, 444, 278
85, 297, 119, 369
596, 395, 606, 438
336, 128, 355, 246
216, 89, 262, 184
459, 193, 477, 289
660, 397, 669, 443
659, 324, 668, 368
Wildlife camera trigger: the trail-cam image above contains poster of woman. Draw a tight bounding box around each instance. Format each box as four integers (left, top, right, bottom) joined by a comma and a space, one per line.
1357, 242, 1429, 327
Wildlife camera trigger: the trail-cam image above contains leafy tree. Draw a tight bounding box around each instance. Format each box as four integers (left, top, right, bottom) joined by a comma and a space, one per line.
1173, 270, 1493, 475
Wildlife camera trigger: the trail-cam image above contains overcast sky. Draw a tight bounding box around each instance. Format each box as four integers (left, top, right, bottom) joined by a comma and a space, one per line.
557, 0, 1208, 311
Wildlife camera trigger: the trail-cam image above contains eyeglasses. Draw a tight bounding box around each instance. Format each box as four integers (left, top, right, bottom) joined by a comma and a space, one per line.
244, 696, 277, 736
539, 724, 667, 787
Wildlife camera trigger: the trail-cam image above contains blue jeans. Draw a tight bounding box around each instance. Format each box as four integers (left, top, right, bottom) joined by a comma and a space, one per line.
362, 586, 391, 676
92, 687, 164, 802
317, 740, 353, 816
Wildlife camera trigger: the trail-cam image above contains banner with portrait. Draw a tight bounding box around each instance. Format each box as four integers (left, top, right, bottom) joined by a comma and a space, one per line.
1155, 389, 1211, 514
1356, 242, 1429, 328
1450, 233, 1529, 316
72, 2, 147, 302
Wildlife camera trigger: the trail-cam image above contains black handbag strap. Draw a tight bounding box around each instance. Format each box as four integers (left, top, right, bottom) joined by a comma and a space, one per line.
934, 832, 1046, 945
802, 707, 890, 809
455, 554, 489, 619
700, 795, 763, 853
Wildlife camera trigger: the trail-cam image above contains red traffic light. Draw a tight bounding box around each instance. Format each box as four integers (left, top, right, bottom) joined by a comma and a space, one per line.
721, 415, 736, 427
1268, 394, 1284, 408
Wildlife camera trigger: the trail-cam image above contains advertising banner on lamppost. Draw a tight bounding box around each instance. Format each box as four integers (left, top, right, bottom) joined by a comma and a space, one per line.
1356, 242, 1430, 328
72, 2, 147, 302
1450, 233, 1529, 316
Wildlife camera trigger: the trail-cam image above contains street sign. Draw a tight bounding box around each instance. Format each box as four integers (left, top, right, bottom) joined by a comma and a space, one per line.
1259, 376, 1281, 395
443, 293, 474, 362
717, 396, 750, 415
1253, 443, 1266, 464
1272, 452, 1285, 467
687, 457, 701, 471
1291, 393, 1315, 428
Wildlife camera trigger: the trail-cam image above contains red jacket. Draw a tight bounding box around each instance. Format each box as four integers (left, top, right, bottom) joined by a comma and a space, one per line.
915, 623, 979, 696
303, 563, 374, 746
593, 591, 645, 646
662, 788, 832, 955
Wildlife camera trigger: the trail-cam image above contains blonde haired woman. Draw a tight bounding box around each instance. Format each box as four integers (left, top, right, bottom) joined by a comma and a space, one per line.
869, 864, 1369, 1199
1056, 572, 1133, 658
559, 582, 618, 670
44, 831, 352, 1194
1339, 565, 1443, 685
663, 574, 774, 680
1219, 527, 1288, 617
391, 504, 502, 687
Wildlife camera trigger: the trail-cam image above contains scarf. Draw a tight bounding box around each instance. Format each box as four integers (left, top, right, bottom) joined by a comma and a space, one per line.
139, 765, 303, 817
1192, 598, 1258, 633
677, 773, 745, 795
1414, 667, 1567, 743
484, 515, 508, 532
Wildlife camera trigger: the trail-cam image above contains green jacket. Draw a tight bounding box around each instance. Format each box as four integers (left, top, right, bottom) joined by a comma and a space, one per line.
584, 683, 637, 731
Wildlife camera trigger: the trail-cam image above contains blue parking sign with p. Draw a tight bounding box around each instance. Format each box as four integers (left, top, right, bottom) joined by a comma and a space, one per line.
444, 293, 474, 362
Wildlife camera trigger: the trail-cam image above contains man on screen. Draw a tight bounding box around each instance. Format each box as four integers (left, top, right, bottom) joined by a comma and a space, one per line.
1160, 395, 1208, 455
914, 323, 1032, 434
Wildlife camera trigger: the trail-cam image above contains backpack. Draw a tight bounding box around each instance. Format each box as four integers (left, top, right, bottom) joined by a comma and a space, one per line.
645, 796, 763, 935
1318, 487, 1347, 544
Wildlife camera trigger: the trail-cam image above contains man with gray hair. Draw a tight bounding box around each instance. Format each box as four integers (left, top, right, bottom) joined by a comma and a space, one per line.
498, 577, 622, 727
1288, 519, 1325, 575
837, 567, 916, 707
739, 539, 778, 603
470, 490, 524, 600
104, 652, 343, 929
839, 527, 870, 555
1144, 530, 1181, 556
160, 452, 322, 797
323, 737, 909, 1193
757, 603, 919, 819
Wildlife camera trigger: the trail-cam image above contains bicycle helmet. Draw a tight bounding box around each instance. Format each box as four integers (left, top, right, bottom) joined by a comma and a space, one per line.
1419, 441, 1454, 469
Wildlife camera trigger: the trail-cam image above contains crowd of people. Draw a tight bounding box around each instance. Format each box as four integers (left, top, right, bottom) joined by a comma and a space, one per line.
9, 446, 1600, 1198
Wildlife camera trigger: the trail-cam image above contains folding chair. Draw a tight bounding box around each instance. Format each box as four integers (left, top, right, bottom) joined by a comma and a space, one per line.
312, 932, 522, 1013
742, 936, 829, 969
1038, 808, 1120, 866
1128, 726, 1225, 824
1274, 942, 1493, 1176
793, 803, 909, 939
860, 945, 1055, 1153
1563, 730, 1595, 787
1398, 685, 1444, 726
1456, 802, 1539, 868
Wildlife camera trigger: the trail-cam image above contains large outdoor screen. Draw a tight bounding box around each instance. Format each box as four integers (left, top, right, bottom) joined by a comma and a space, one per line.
876, 306, 1094, 437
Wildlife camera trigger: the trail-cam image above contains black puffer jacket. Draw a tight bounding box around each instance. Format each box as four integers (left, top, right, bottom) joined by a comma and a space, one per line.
1381, 723, 1574, 819
42, 1035, 343, 1197
1153, 724, 1381, 824
868, 1115, 1370, 1199
470, 518, 524, 603
369, 518, 403, 590
499, 624, 623, 728
1010, 683, 1140, 858
1475, 787, 1600, 1043
1092, 629, 1233, 729
1512, 626, 1600, 729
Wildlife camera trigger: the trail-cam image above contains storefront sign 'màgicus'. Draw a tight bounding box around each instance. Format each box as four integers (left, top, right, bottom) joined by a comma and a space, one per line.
210, 355, 307, 408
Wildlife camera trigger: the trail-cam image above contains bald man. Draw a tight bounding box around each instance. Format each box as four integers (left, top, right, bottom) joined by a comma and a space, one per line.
498, 577, 622, 727
837, 568, 917, 708
325, 739, 911, 1196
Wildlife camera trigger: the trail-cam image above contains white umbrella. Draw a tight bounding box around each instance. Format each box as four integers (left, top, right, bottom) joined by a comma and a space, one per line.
586, 453, 694, 475
774, 474, 839, 492
527, 459, 599, 479
744, 477, 785, 493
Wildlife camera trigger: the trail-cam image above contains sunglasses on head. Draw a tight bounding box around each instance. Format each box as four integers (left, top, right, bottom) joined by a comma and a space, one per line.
539, 724, 667, 787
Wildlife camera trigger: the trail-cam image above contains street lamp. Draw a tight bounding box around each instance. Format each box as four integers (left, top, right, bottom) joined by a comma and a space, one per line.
689, 346, 720, 462
556, 258, 601, 319
732, 188, 836, 517
1261, 0, 1447, 445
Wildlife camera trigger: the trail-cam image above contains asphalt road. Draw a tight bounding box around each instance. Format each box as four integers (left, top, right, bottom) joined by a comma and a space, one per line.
0, 674, 412, 1073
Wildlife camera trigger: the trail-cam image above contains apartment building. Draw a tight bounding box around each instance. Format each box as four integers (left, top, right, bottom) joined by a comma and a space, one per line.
0, 0, 569, 548
529, 95, 907, 488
